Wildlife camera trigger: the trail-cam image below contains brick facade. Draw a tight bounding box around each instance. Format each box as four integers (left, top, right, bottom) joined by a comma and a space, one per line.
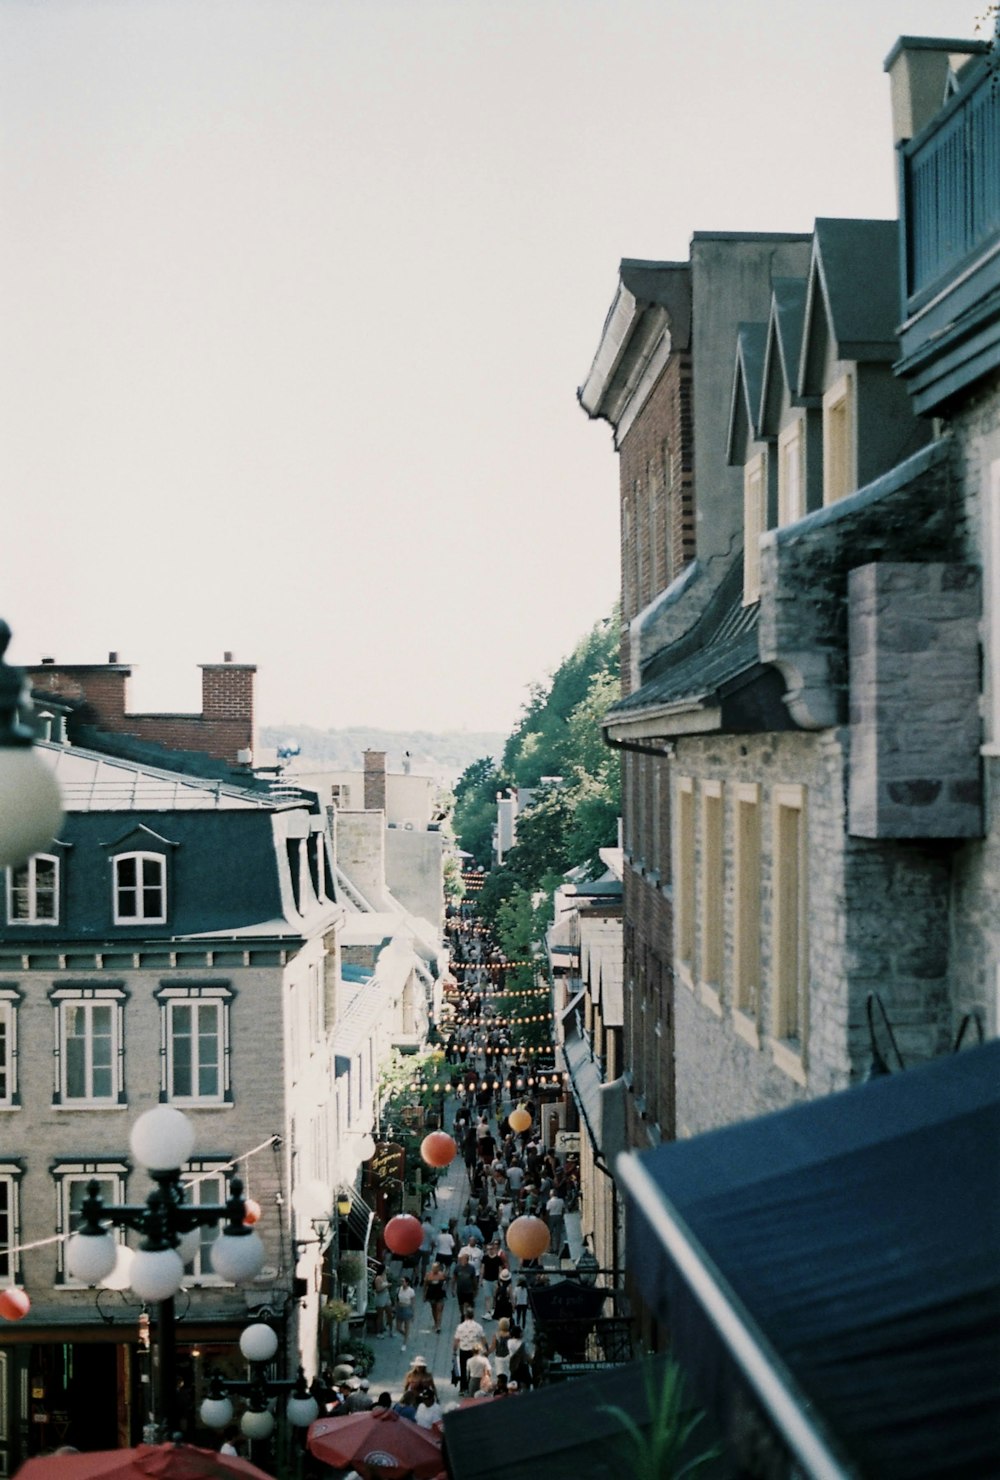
27, 654, 256, 766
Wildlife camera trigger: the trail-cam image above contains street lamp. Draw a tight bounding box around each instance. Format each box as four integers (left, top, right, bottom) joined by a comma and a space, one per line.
65, 1105, 265, 1437
0, 620, 63, 869
199, 1323, 320, 1442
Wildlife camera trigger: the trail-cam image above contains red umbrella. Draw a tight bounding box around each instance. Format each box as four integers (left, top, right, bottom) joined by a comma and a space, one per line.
14, 1442, 272, 1479
307, 1408, 443, 1480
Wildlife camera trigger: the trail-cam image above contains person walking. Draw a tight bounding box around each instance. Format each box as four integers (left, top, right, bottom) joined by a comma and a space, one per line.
394, 1274, 416, 1351
423, 1260, 448, 1334
452, 1305, 485, 1393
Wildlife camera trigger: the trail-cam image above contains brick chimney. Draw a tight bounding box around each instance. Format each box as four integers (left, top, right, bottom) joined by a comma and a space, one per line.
363, 749, 387, 812
26, 653, 132, 725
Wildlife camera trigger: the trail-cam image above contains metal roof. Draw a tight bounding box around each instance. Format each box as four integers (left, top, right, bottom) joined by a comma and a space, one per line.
38, 742, 273, 812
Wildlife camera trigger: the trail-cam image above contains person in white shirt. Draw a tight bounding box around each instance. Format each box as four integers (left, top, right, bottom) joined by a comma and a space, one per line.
436, 1226, 456, 1271
415, 1391, 444, 1429
546, 1191, 566, 1259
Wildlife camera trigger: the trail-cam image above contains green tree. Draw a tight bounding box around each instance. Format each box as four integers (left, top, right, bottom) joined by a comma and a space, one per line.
452, 756, 508, 866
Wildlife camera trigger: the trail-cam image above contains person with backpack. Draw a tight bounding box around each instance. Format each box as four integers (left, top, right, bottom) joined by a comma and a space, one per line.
489, 1317, 513, 1377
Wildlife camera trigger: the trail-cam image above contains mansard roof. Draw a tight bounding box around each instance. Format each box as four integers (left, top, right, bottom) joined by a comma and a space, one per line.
799, 219, 901, 395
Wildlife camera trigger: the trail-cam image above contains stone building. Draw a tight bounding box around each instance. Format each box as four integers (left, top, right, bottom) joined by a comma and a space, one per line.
580, 19, 1000, 1386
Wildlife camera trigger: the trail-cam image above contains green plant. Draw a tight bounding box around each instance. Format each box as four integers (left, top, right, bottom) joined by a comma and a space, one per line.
599, 1357, 719, 1479
321, 1297, 352, 1324
340, 1337, 376, 1377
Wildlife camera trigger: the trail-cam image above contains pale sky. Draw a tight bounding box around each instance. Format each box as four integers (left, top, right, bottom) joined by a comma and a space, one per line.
0, 0, 983, 735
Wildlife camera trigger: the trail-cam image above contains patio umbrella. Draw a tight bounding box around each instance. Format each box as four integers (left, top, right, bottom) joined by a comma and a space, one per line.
307, 1408, 443, 1480
14, 1441, 272, 1479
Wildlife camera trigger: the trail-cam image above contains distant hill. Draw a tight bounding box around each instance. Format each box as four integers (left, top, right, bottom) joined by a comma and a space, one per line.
258, 724, 506, 785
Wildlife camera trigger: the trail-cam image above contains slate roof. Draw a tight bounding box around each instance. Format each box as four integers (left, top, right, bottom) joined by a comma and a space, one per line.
760, 276, 811, 430
605, 559, 760, 723
801, 219, 900, 390
38, 741, 276, 811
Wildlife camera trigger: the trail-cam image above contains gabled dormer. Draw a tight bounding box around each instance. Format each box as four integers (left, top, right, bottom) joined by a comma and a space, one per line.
727, 323, 772, 604
799, 219, 930, 504
759, 277, 822, 528
100, 823, 178, 929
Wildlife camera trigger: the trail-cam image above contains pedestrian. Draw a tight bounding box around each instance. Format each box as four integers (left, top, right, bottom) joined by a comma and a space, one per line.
435, 1224, 456, 1272
418, 1216, 436, 1281
513, 1275, 529, 1328
546, 1188, 566, 1259
493, 1268, 514, 1323
395, 1274, 416, 1350
481, 1238, 508, 1318
453, 1251, 479, 1307
466, 1342, 492, 1397
452, 1304, 485, 1393
415, 1390, 444, 1429
489, 1317, 513, 1378
372, 1269, 392, 1338
423, 1260, 448, 1334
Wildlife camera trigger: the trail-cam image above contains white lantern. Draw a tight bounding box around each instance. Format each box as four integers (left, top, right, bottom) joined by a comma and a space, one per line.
241, 1407, 274, 1440
0, 746, 63, 870
66, 1229, 117, 1285
286, 1391, 320, 1428
358, 1132, 376, 1161
239, 1323, 278, 1364
130, 1106, 196, 1172
101, 1244, 135, 1292
177, 1227, 202, 1266
291, 1179, 331, 1223
211, 1228, 264, 1284
129, 1245, 185, 1302
200, 1392, 234, 1429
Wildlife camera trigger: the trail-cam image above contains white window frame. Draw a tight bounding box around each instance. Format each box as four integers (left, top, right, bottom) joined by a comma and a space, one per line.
0, 1165, 23, 1286
156, 984, 232, 1106
6, 855, 59, 925
777, 419, 806, 527
180, 1162, 230, 1285
53, 1162, 127, 1284
770, 785, 809, 1084
733, 783, 761, 1046
51, 986, 126, 1107
113, 851, 167, 925
743, 451, 768, 604
698, 782, 724, 1014
675, 776, 695, 989
822, 372, 856, 505
0, 991, 21, 1110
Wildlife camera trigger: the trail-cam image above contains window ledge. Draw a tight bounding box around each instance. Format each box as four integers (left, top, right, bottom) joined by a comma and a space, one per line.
166, 1101, 233, 1111
770, 1038, 807, 1086
52, 1103, 128, 1112
733, 1010, 760, 1049
699, 982, 723, 1018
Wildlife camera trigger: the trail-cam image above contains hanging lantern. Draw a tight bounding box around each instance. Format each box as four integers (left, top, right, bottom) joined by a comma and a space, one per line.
508, 1105, 531, 1134
506, 1215, 550, 1261
0, 1287, 30, 1320
420, 1131, 457, 1169
383, 1214, 423, 1256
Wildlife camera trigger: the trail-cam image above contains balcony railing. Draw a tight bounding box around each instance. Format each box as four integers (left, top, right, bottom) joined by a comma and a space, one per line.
902, 57, 1000, 308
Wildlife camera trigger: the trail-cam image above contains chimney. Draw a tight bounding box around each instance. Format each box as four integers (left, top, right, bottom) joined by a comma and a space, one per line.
363, 749, 387, 812
884, 36, 987, 146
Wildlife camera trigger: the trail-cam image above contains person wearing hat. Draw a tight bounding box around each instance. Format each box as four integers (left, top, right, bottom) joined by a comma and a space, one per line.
346, 1377, 374, 1412
480, 1238, 508, 1319
493, 1267, 514, 1322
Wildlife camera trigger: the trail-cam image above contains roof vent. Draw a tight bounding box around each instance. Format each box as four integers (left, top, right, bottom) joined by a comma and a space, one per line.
224, 651, 234, 663
108, 651, 118, 663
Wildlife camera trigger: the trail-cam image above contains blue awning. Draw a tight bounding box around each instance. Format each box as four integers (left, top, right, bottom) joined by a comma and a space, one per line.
618, 1041, 1000, 1479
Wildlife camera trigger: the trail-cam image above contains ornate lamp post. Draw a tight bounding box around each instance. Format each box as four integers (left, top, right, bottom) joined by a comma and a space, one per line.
66, 1105, 265, 1438
200, 1322, 320, 1454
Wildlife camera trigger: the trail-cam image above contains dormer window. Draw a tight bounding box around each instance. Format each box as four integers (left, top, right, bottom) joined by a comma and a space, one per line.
113, 852, 166, 924
7, 855, 59, 924
777, 420, 806, 526
822, 372, 856, 504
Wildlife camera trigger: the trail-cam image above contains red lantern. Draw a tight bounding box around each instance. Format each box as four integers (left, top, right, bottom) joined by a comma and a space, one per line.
420, 1131, 457, 1169
0, 1288, 30, 1320
505, 1215, 550, 1261
508, 1106, 531, 1134
383, 1214, 424, 1257
242, 1198, 262, 1226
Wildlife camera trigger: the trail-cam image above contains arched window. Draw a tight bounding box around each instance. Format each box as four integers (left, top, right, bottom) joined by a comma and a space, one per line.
113, 851, 166, 925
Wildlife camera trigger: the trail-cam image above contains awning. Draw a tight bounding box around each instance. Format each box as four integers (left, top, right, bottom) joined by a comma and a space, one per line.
618, 1041, 1000, 1479
443, 1354, 720, 1480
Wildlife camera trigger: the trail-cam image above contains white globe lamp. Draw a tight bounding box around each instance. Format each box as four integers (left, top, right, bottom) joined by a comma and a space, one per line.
129, 1106, 196, 1172
129, 1245, 185, 1302
101, 1244, 135, 1292
200, 1391, 234, 1430
239, 1323, 278, 1364
0, 746, 63, 870
211, 1227, 264, 1285
241, 1407, 275, 1441
287, 1389, 320, 1428
66, 1229, 117, 1285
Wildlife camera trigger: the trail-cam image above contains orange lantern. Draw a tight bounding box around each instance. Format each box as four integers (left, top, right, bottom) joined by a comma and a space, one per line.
242, 1198, 262, 1226
383, 1213, 424, 1257
505, 1216, 550, 1261
508, 1106, 531, 1134
0, 1288, 30, 1320
420, 1131, 457, 1169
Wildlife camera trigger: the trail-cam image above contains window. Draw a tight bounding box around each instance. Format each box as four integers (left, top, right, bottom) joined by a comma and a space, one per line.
771, 785, 809, 1082
823, 373, 855, 505
181, 1163, 229, 1282
778, 420, 806, 526
733, 784, 761, 1042
51, 986, 126, 1106
330, 784, 351, 808
743, 451, 767, 603
7, 855, 59, 924
0, 1165, 23, 1285
156, 984, 232, 1105
113, 852, 166, 925
53, 1162, 127, 1283
0, 990, 21, 1108
675, 777, 695, 986
699, 782, 724, 1010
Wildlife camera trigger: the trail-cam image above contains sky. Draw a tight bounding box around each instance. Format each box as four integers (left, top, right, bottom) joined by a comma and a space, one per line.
0, 0, 986, 737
